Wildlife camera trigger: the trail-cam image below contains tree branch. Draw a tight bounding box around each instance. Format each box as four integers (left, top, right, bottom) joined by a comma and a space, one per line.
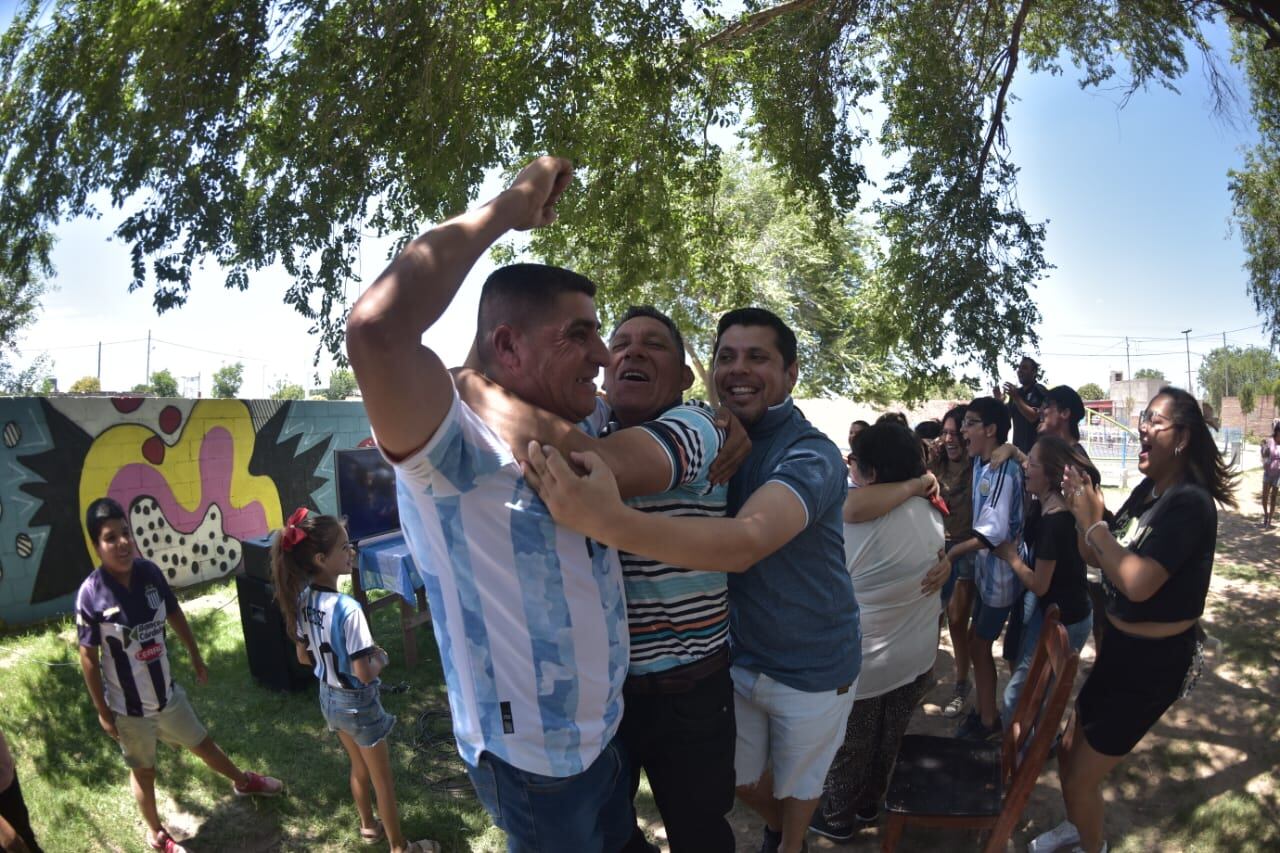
686, 339, 718, 407
976, 0, 1033, 185
703, 0, 826, 48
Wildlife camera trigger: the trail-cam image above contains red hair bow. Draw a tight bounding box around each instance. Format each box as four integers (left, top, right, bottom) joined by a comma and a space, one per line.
281, 507, 310, 552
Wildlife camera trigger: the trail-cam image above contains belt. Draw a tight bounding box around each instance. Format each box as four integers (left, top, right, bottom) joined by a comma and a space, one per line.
624, 646, 730, 695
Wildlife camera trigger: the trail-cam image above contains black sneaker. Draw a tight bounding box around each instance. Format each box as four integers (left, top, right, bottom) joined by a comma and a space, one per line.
956, 711, 1002, 742
759, 826, 782, 853
808, 810, 855, 842
855, 803, 881, 824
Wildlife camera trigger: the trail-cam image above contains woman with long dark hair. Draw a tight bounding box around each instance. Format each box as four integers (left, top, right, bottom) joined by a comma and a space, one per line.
1031, 388, 1237, 853
994, 435, 1097, 727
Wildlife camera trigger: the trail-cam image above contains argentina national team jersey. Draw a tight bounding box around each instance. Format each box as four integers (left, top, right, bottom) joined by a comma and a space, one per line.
970, 456, 1025, 608
385, 385, 628, 778
295, 585, 377, 689
76, 559, 177, 717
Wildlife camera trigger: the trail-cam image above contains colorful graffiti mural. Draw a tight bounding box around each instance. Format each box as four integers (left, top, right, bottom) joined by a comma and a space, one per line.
0, 397, 372, 627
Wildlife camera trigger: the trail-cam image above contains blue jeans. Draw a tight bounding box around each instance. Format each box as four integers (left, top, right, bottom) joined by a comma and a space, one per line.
466, 734, 633, 853
1001, 591, 1093, 728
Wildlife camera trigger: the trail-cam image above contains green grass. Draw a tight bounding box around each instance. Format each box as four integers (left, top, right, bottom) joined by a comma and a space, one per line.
0, 581, 502, 852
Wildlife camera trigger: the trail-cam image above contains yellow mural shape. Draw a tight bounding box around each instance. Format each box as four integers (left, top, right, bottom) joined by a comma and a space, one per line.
79, 400, 283, 562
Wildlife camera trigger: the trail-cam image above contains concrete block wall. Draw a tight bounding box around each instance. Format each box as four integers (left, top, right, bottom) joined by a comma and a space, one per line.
0, 396, 371, 627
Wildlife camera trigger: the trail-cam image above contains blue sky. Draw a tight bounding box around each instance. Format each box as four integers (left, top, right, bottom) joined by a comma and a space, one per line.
6, 9, 1270, 399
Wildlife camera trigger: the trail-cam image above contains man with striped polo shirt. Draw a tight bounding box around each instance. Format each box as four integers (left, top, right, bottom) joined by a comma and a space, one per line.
348, 158, 742, 852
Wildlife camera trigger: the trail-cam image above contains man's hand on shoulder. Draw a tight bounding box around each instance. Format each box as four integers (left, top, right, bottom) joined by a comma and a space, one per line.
709, 405, 751, 485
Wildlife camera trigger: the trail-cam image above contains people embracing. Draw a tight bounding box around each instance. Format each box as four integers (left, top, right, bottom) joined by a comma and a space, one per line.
811, 421, 943, 842
1260, 420, 1280, 528
524, 307, 862, 853
270, 508, 438, 853
1030, 387, 1236, 853
75, 498, 283, 853
933, 405, 977, 719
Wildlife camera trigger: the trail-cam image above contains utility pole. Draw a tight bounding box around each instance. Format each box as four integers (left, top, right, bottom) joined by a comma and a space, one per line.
96, 341, 102, 380
1125, 336, 1132, 380
145, 329, 151, 387
1182, 329, 1193, 394
1223, 331, 1229, 401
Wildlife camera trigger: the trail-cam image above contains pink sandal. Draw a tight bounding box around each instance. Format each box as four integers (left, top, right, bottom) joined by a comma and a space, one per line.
149, 829, 188, 853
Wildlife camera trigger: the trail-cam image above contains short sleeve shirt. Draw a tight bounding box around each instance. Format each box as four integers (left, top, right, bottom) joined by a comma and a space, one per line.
1010, 383, 1048, 454
1026, 510, 1090, 625
608, 401, 729, 675
970, 456, 1025, 608
1105, 480, 1217, 622
295, 584, 377, 689
385, 383, 628, 778
726, 398, 861, 692
76, 559, 178, 717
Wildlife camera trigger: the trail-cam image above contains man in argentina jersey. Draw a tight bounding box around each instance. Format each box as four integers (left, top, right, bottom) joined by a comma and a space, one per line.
351, 157, 723, 852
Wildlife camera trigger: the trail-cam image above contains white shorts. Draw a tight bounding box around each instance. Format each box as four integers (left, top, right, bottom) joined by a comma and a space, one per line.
731, 665, 856, 800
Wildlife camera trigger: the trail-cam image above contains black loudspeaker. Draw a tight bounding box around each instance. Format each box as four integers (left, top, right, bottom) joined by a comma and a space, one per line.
235, 574, 312, 692
240, 534, 274, 581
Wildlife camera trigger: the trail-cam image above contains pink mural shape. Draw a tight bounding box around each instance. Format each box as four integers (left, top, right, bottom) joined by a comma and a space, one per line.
106, 425, 270, 540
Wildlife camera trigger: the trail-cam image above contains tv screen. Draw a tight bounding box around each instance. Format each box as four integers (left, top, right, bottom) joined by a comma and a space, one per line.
334, 448, 400, 543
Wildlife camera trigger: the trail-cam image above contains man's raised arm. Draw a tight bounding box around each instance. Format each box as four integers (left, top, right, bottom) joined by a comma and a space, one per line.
347, 157, 573, 459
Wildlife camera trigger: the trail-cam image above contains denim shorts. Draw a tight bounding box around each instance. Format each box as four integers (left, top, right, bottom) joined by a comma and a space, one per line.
970, 594, 1013, 642
941, 544, 976, 604
319, 681, 395, 748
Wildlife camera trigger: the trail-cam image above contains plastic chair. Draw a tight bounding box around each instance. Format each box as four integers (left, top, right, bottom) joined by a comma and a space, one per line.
880, 605, 1080, 852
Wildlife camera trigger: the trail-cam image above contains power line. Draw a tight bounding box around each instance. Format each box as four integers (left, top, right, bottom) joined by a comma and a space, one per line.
150, 337, 273, 364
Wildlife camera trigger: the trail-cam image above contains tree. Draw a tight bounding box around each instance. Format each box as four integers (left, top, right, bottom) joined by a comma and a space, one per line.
69, 375, 101, 394
150, 368, 179, 397
270, 380, 305, 401
4, 3, 1277, 395
1134, 368, 1165, 380
1240, 384, 1256, 417
1198, 345, 1280, 412
325, 368, 358, 401
211, 362, 244, 399
1078, 382, 1106, 401
0, 351, 53, 395
129, 382, 151, 394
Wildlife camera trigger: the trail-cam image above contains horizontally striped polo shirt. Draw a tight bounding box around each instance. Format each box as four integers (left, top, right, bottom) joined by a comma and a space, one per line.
603, 400, 728, 676
76, 559, 177, 717
295, 584, 377, 690
387, 385, 628, 778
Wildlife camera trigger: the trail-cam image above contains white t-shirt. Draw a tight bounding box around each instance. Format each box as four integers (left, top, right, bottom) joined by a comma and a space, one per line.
385, 385, 628, 778
843, 496, 943, 699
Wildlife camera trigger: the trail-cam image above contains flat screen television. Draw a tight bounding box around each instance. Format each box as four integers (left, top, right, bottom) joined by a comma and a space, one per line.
334, 447, 401, 543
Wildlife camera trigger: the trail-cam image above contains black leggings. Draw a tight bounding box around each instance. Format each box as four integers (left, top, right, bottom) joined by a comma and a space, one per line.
0, 772, 43, 853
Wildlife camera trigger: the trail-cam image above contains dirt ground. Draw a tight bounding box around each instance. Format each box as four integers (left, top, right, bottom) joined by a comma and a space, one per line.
634, 470, 1280, 852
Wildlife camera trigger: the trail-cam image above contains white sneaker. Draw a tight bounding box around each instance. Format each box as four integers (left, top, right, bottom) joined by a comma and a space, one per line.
1028, 819, 1080, 852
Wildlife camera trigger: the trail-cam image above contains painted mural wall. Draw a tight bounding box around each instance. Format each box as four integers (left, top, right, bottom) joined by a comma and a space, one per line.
0, 396, 373, 627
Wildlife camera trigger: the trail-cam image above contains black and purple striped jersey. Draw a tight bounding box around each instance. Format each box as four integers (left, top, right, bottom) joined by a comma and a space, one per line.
76, 559, 177, 717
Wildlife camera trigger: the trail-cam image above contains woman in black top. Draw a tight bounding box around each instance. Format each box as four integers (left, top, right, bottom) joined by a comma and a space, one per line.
994, 436, 1096, 728
1031, 388, 1237, 853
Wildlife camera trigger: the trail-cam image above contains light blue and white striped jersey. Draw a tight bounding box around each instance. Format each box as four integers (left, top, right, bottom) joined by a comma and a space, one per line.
387, 386, 628, 778
970, 455, 1025, 608
295, 584, 377, 690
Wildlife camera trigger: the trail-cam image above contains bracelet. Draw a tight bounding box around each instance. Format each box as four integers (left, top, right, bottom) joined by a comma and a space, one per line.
1084, 520, 1108, 552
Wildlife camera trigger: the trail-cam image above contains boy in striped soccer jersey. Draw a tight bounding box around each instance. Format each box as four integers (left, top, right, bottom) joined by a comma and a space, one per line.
925, 397, 1025, 743
76, 498, 281, 853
